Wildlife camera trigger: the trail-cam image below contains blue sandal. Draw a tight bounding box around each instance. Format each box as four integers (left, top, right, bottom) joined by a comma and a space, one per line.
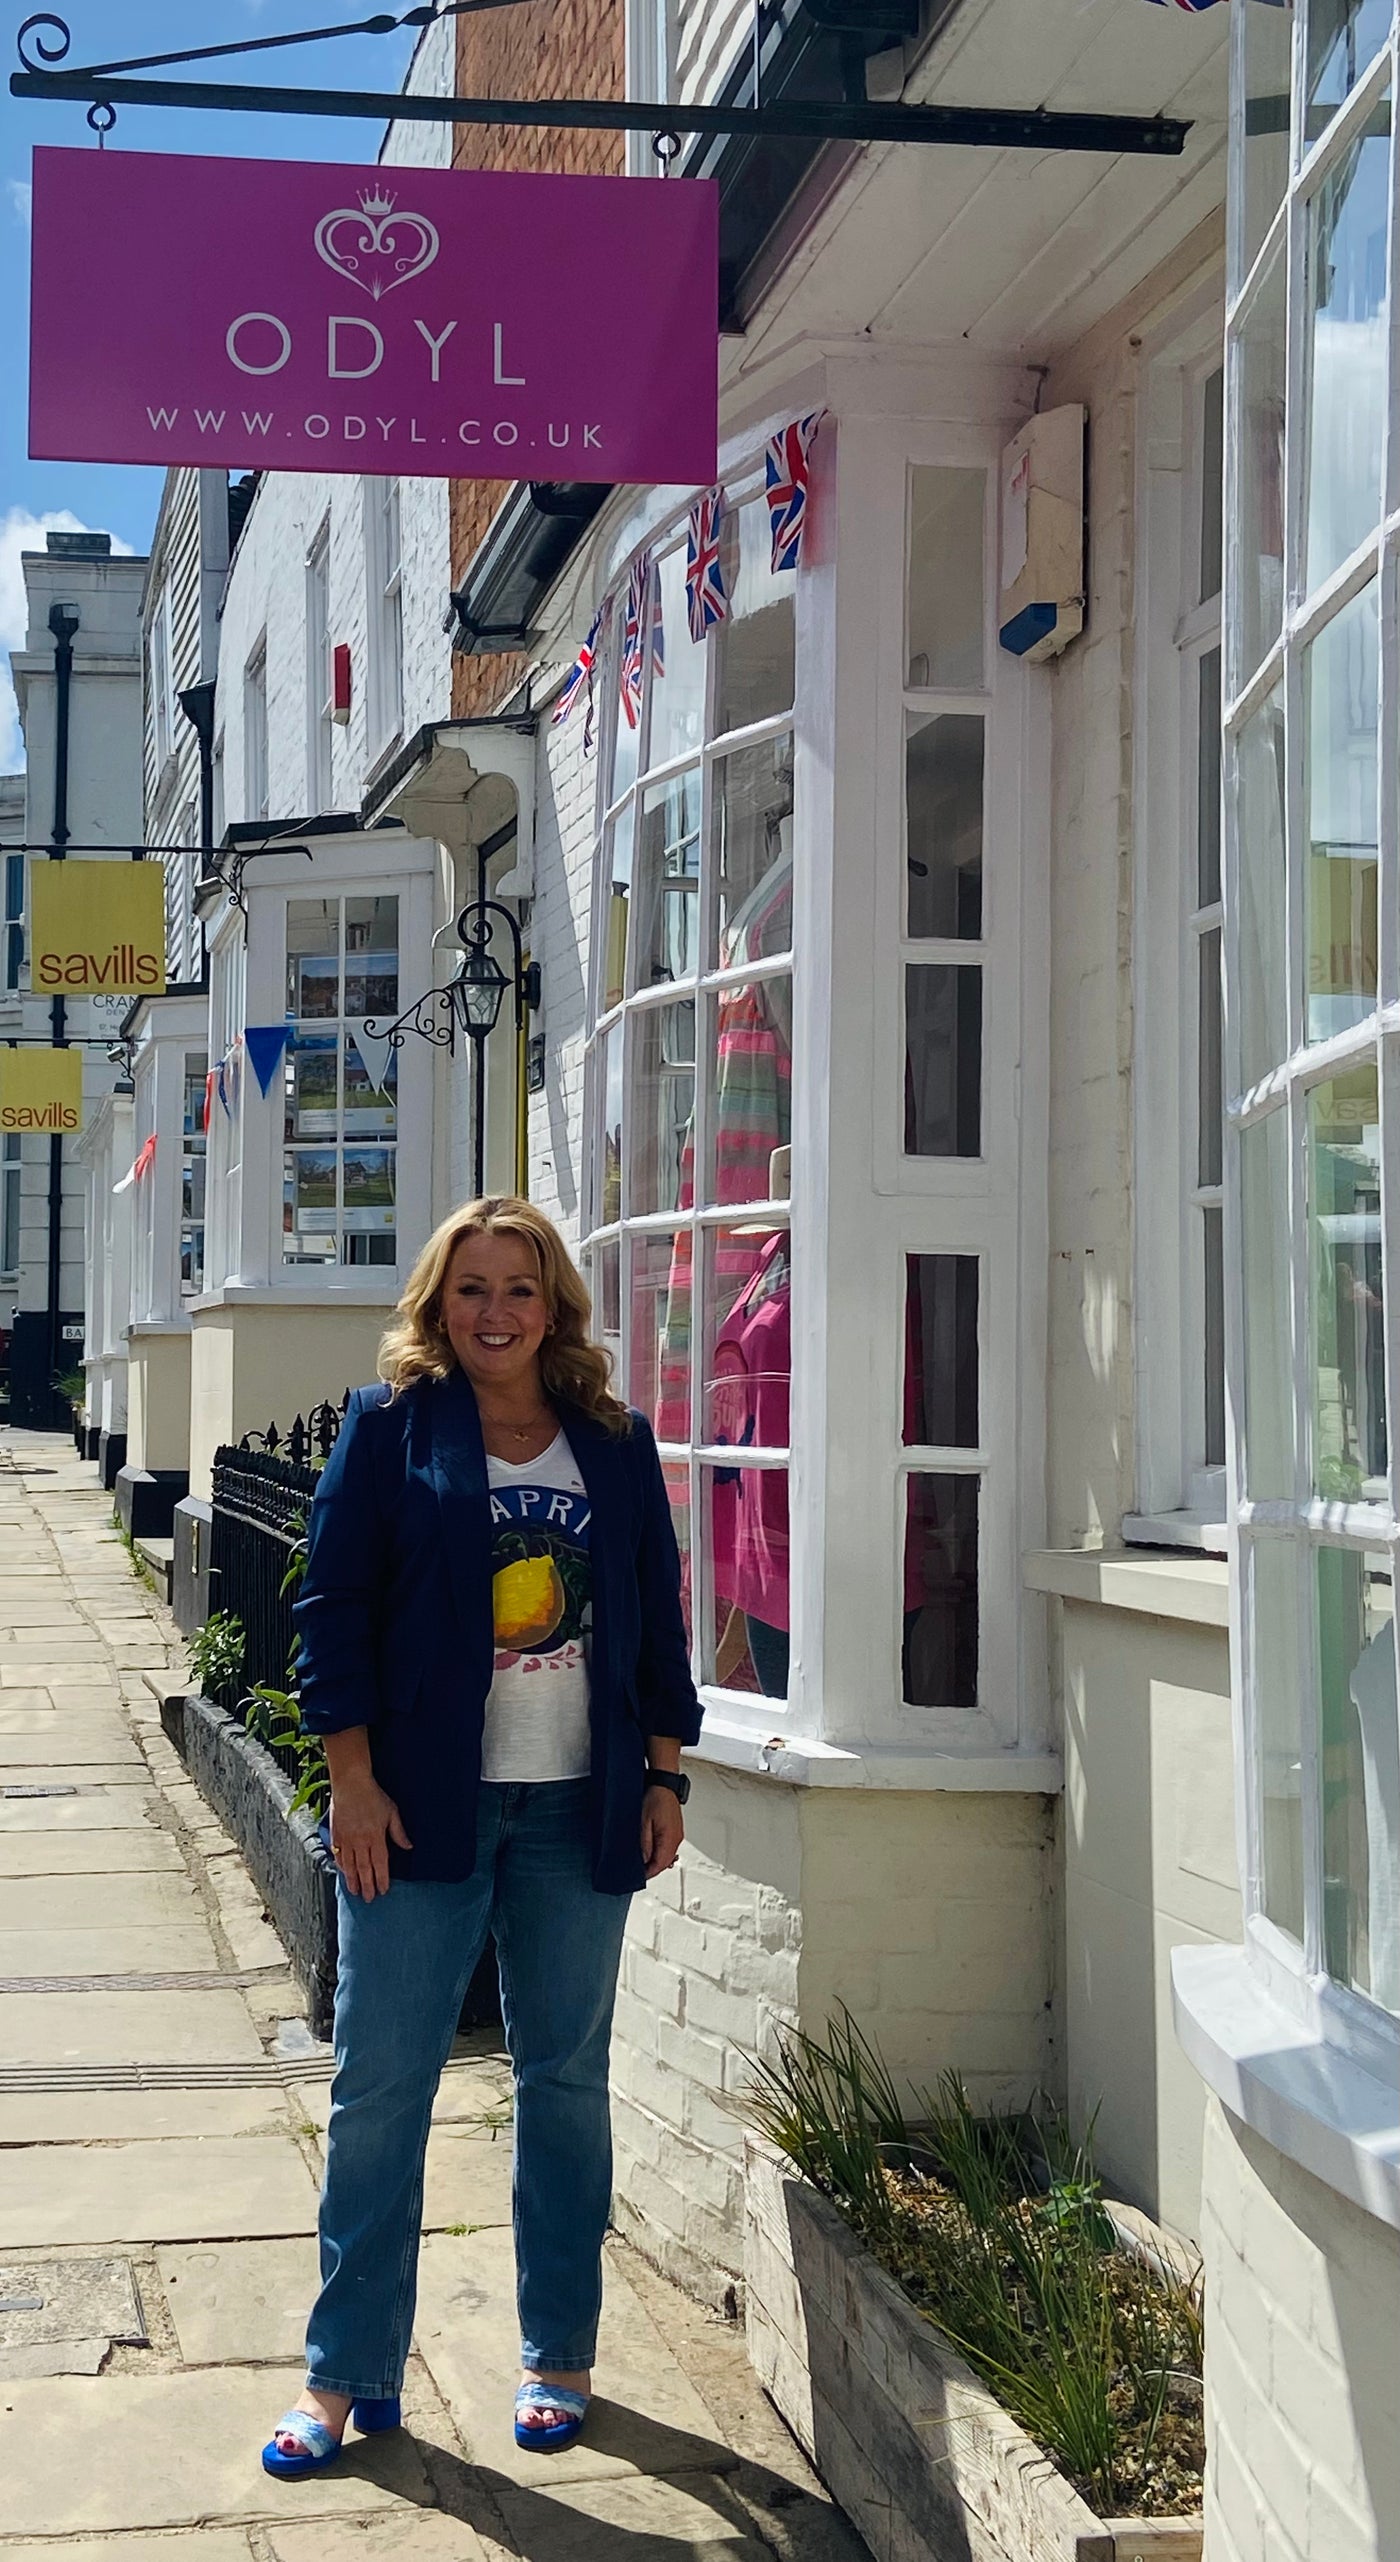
514, 2380, 588, 2452
261, 2394, 401, 2479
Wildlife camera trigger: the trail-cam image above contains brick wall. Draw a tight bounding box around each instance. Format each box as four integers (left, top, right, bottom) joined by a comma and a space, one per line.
449, 0, 624, 718
611, 1768, 1057, 2307
1198, 2099, 1399, 2562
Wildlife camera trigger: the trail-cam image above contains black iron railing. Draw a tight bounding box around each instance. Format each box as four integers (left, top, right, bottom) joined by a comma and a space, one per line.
208, 1440, 323, 1785
235, 1396, 348, 1468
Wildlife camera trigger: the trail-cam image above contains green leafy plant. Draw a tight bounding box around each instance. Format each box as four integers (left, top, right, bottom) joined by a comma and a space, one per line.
244, 1681, 329, 1824
746, 2008, 1204, 2518
54, 1366, 86, 1406
188, 1610, 247, 1707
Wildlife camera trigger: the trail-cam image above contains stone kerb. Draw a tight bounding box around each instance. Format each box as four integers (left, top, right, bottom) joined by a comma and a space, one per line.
743, 2135, 1203, 2562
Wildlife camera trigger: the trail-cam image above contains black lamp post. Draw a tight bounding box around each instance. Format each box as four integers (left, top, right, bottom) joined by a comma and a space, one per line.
368, 892, 539, 1199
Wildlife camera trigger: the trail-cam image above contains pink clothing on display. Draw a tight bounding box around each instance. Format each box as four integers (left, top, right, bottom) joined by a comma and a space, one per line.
711, 1235, 791, 1630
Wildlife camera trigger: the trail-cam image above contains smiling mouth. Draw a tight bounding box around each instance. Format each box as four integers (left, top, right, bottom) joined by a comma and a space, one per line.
476, 1333, 519, 1348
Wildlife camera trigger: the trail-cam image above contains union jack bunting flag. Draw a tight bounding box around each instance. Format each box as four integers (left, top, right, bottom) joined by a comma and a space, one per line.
765, 412, 824, 576
1141, 1, 1227, 10
685, 487, 729, 641
552, 606, 603, 731
619, 552, 652, 731
650, 560, 666, 680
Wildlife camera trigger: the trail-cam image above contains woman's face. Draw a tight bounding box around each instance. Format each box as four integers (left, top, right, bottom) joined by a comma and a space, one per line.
439, 1230, 551, 1398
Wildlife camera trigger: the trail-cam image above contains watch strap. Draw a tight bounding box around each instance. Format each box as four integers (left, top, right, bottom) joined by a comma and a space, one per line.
645, 1766, 690, 1803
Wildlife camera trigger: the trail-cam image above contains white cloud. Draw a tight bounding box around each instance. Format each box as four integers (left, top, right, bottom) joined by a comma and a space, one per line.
0, 509, 135, 775
6, 181, 32, 230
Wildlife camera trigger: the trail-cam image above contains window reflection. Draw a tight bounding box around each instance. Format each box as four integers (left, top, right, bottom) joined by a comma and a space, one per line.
1307, 0, 1391, 130
1316, 1545, 1399, 2015
1238, 248, 1286, 684
1305, 583, 1378, 1043
713, 736, 794, 968
905, 965, 982, 1157
1308, 1065, 1385, 1499
904, 1255, 978, 1448
634, 771, 701, 987
1237, 685, 1288, 1090
1306, 119, 1390, 591
713, 499, 795, 738
906, 712, 984, 939
600, 805, 634, 1015
1241, 1110, 1294, 1500
907, 467, 984, 689
1251, 1537, 1306, 1944
628, 1001, 696, 1218
704, 1463, 791, 1700
903, 1475, 979, 1708
1241, 0, 1293, 279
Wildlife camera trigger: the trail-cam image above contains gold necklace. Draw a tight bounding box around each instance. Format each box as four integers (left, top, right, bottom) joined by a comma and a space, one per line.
489, 1408, 552, 1446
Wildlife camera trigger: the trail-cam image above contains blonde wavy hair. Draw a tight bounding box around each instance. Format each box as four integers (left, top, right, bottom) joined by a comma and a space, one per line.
379, 1196, 631, 1433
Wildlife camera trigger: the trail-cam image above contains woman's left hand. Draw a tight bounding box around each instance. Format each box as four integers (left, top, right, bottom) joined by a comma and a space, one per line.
641, 1784, 684, 1880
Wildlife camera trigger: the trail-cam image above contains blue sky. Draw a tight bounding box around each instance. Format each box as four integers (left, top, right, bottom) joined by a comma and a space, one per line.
1, 1, 421, 765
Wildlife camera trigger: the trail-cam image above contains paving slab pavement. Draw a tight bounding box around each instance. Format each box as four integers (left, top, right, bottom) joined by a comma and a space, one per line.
0, 1431, 864, 2562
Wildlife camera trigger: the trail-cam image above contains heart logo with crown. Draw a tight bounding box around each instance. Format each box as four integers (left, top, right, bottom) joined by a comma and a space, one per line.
313, 188, 440, 301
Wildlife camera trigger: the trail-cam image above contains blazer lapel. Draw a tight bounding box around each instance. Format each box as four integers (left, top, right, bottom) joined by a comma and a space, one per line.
428, 1368, 493, 1643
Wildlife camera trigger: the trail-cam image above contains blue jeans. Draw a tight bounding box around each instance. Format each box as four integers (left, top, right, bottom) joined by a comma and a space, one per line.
305, 1778, 632, 2400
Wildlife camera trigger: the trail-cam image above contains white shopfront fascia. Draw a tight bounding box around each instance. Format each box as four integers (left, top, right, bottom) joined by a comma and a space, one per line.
192, 829, 436, 1304
584, 360, 1057, 1792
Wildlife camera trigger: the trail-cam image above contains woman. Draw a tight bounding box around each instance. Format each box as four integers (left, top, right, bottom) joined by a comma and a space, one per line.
262, 1197, 700, 2479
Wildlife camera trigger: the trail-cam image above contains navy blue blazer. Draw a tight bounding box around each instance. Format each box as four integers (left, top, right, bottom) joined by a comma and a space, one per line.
293, 1369, 701, 1893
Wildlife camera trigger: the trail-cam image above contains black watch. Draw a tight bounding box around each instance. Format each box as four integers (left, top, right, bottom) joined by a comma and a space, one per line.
645, 1766, 691, 1804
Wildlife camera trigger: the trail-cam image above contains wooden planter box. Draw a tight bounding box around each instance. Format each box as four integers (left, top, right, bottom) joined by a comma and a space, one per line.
744, 2136, 1202, 2562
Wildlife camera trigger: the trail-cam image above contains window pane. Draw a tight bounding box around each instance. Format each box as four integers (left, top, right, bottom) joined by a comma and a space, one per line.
600, 804, 634, 1016
713, 499, 795, 737
1250, 1536, 1306, 1944
1309, 1064, 1385, 1498
630, 1228, 691, 1442
286, 900, 339, 1018
906, 712, 984, 940
1240, 1108, 1295, 1499
647, 544, 707, 771
1305, 583, 1379, 1043
665, 1458, 693, 1654
628, 999, 696, 1217
1200, 368, 1225, 604
904, 1475, 979, 1708
1198, 649, 1222, 909
1237, 245, 1287, 683
713, 735, 794, 969
1305, 118, 1390, 592
1241, 0, 1293, 281
1237, 684, 1288, 1090
907, 467, 984, 689
599, 1025, 623, 1225
1307, 0, 1390, 130
344, 897, 398, 1019
591, 1236, 620, 1366
285, 1034, 338, 1139
1199, 927, 1224, 1186
633, 770, 700, 988
1315, 1544, 1399, 2014
905, 1255, 979, 1448
343, 1039, 396, 1135
905, 965, 982, 1158
704, 1226, 790, 1448
705, 976, 792, 1209
608, 624, 641, 807
284, 1148, 338, 1263
704, 1463, 790, 1699
1204, 1203, 1227, 1471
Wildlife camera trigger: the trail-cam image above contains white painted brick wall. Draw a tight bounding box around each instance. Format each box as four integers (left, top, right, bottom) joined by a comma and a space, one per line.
611, 1766, 1054, 2306
525, 695, 600, 1249
1198, 2098, 1398, 2562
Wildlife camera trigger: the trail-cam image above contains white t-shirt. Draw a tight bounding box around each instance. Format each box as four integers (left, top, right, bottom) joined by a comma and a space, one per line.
480, 1429, 593, 1783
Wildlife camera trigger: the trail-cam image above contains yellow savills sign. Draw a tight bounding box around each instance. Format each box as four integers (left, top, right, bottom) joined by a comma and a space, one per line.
29, 860, 166, 996
0, 1047, 82, 1135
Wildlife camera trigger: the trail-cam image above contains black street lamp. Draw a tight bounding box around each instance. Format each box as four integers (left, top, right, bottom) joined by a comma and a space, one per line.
367, 891, 539, 1200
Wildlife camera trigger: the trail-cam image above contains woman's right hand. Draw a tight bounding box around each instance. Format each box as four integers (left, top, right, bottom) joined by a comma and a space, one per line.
329, 1773, 412, 1901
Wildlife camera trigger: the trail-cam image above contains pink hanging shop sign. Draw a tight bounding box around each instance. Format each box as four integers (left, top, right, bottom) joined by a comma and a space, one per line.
28, 146, 719, 485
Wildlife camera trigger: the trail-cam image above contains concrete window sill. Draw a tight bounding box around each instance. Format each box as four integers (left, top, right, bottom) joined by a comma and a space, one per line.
1172, 1942, 1400, 2230
1023, 1546, 1229, 1629
689, 1698, 1061, 1793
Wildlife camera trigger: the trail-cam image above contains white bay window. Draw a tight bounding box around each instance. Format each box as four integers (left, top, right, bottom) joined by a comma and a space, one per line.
1174, 0, 1400, 2225
580, 399, 1051, 1781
